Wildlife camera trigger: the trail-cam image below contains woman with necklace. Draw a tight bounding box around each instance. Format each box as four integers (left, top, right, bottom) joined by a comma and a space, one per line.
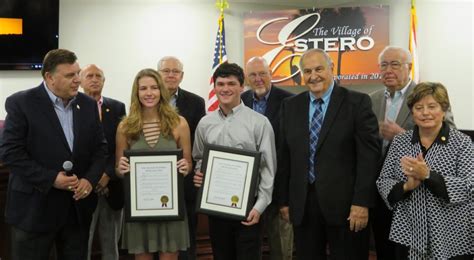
116, 68, 191, 260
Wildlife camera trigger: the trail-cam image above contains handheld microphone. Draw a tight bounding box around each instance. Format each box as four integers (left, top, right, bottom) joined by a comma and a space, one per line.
63, 161, 73, 176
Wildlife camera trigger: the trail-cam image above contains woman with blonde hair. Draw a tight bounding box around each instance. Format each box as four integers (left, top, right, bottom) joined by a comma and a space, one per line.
116, 68, 191, 260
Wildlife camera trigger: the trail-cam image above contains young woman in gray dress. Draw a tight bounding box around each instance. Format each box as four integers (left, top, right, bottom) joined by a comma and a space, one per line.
116, 68, 191, 260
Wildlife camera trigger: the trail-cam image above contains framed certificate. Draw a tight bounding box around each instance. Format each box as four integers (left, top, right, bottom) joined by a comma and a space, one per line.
123, 149, 184, 221
196, 143, 261, 221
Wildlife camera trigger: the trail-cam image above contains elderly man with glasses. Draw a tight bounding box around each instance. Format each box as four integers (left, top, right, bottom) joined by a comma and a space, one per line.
158, 56, 206, 260
369, 46, 455, 260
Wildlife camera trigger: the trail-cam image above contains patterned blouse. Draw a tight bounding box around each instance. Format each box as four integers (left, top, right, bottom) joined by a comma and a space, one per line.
377, 124, 473, 259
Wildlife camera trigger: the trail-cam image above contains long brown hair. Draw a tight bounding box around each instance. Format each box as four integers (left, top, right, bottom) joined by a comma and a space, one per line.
120, 68, 180, 141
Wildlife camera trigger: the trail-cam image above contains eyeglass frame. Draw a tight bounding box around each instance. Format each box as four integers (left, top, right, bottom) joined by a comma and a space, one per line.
159, 69, 183, 75
247, 71, 270, 79
379, 61, 411, 71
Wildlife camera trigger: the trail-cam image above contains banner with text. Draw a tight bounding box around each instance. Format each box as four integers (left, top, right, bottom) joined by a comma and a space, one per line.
244, 6, 389, 86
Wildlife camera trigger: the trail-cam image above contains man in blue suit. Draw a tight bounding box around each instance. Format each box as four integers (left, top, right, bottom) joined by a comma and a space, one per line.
1, 49, 107, 260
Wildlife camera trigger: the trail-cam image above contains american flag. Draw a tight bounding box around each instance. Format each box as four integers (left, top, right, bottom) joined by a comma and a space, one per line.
207, 13, 227, 112
409, 0, 419, 83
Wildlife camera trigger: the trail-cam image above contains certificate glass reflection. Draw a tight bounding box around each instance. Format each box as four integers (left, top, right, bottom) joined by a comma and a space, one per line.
206, 157, 249, 209
197, 144, 260, 220
134, 161, 173, 210
124, 149, 184, 221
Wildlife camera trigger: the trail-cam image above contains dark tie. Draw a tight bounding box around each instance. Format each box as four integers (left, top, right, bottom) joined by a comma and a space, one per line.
308, 99, 323, 184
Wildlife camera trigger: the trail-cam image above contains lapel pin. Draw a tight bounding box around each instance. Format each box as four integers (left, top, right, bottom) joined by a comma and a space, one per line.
76, 104, 80, 110
441, 136, 446, 142
106, 108, 110, 112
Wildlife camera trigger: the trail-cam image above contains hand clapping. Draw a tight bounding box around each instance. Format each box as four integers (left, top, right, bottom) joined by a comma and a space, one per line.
401, 153, 429, 191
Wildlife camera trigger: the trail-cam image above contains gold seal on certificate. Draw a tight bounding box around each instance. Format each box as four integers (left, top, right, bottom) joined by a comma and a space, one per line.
161, 195, 169, 207
231, 195, 239, 207
123, 149, 185, 221
196, 143, 261, 221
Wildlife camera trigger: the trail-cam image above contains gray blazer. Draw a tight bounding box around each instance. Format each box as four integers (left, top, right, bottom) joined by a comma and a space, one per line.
370, 80, 455, 139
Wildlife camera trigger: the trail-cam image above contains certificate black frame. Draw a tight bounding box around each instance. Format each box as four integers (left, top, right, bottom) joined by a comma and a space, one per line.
123, 149, 184, 222
196, 143, 261, 221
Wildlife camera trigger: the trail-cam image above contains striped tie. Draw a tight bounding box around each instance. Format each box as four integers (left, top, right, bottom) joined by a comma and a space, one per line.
309, 99, 323, 184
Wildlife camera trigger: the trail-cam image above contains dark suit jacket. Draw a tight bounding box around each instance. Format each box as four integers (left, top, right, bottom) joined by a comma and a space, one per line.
276, 85, 381, 226
241, 86, 294, 150
175, 87, 206, 202
1, 84, 107, 232
101, 97, 126, 210
0, 125, 4, 160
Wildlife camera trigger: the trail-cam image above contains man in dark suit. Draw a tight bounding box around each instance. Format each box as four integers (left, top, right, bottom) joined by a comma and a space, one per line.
1, 49, 107, 260
81, 64, 126, 260
369, 46, 455, 260
158, 56, 206, 260
0, 120, 4, 159
276, 48, 380, 260
242, 56, 294, 260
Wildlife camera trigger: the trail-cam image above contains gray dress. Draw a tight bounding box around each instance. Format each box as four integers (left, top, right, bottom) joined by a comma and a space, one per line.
121, 133, 190, 254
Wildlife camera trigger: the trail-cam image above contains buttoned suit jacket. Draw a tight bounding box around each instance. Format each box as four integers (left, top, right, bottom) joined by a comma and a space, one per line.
276, 84, 381, 226
101, 97, 126, 210
1, 83, 107, 232
175, 87, 206, 202
241, 86, 294, 151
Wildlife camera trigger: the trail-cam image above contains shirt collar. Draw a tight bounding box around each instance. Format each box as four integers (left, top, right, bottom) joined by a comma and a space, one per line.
98, 96, 103, 106
309, 80, 334, 104
384, 79, 412, 99
252, 87, 271, 102
218, 101, 244, 118
411, 121, 450, 145
43, 81, 76, 107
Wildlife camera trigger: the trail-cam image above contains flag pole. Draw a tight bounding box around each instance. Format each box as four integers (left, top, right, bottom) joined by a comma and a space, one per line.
207, 0, 229, 112
215, 0, 228, 63
409, 0, 419, 83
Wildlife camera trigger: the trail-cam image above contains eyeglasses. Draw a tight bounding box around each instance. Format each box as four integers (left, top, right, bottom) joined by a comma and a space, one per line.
302, 67, 325, 75
247, 71, 269, 79
159, 69, 182, 75
379, 61, 409, 71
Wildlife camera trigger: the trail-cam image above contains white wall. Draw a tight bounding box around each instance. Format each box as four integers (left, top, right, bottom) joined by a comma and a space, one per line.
416, 0, 473, 129
0, 0, 472, 129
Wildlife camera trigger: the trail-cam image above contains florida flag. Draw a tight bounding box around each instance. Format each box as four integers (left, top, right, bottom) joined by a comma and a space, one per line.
207, 13, 228, 112
409, 0, 419, 83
